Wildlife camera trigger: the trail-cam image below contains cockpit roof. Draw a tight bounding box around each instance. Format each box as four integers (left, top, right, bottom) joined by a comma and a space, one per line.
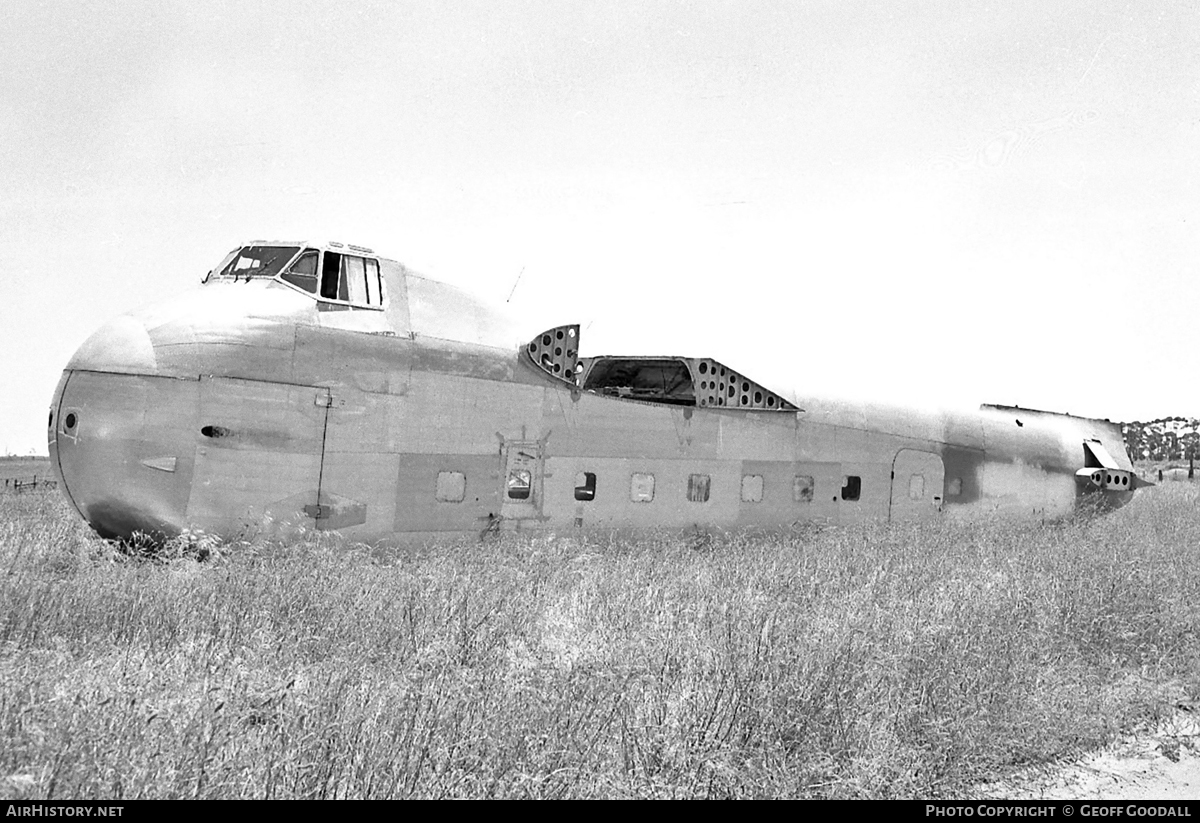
207, 241, 380, 278
201, 241, 526, 348
243, 240, 378, 256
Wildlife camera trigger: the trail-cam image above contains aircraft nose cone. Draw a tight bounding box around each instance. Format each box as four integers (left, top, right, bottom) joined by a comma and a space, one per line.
51, 310, 197, 543
52, 367, 197, 544
67, 314, 157, 374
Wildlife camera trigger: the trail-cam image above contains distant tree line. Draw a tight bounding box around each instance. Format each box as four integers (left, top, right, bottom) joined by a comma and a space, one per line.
1122, 418, 1200, 462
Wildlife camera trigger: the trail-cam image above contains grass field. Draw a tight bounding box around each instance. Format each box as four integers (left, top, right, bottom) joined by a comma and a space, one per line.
2, 484, 1198, 798
0, 456, 52, 487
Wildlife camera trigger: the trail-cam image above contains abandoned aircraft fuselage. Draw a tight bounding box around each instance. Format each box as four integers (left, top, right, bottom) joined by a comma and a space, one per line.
49, 241, 1142, 545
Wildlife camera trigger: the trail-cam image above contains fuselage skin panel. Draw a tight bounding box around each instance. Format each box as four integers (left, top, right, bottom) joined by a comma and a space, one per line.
48, 247, 1136, 545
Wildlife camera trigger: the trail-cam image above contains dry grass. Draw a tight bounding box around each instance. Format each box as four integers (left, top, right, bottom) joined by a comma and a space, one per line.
2, 485, 1198, 798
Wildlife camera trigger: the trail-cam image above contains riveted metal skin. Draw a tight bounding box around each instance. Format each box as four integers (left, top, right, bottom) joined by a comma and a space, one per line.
48, 240, 1142, 547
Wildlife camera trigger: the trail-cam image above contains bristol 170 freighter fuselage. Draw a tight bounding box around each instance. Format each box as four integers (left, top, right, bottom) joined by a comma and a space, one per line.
49, 241, 1144, 545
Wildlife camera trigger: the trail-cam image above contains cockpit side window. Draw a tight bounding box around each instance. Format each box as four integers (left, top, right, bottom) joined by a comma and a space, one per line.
279, 250, 319, 294
344, 255, 368, 304
365, 259, 381, 305
314, 251, 384, 308
204, 249, 240, 282
321, 252, 345, 301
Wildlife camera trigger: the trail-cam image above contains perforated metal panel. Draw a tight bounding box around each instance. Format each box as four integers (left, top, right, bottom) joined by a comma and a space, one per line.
525, 324, 580, 383
690, 358, 796, 411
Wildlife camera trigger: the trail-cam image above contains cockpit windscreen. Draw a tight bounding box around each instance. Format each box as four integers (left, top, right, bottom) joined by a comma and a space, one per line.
215, 246, 301, 280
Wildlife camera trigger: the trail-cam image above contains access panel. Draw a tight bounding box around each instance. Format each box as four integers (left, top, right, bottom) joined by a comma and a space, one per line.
186, 377, 329, 536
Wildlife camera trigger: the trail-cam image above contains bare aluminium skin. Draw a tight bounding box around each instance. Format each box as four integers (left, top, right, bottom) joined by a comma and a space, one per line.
48, 241, 1146, 546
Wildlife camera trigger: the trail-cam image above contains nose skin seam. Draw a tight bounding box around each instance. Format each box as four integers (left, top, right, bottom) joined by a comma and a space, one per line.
67, 315, 157, 374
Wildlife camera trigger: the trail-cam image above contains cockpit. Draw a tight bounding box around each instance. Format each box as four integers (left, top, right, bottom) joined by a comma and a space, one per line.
204, 242, 386, 309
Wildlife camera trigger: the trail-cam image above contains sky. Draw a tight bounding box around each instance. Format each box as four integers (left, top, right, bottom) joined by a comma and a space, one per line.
2, 0, 1197, 455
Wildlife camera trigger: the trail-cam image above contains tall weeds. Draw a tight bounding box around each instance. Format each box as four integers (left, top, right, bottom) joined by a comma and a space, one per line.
1, 487, 1197, 798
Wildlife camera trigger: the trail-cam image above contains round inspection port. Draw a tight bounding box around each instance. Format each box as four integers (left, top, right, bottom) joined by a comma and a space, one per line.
62, 411, 79, 433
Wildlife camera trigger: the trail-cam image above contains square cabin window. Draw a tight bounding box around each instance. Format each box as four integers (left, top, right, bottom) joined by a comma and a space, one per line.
574, 471, 596, 501
630, 472, 655, 503
435, 471, 466, 503
793, 475, 814, 503
741, 474, 764, 503
908, 474, 925, 500
687, 474, 711, 503
841, 475, 861, 501
507, 469, 532, 501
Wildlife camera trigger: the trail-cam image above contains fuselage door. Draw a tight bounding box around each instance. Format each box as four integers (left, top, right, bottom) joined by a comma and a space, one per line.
500, 440, 544, 525
889, 449, 945, 522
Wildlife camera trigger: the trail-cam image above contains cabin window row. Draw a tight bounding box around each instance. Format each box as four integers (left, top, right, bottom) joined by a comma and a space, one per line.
619, 472, 864, 503
582, 471, 862, 503
432, 470, 863, 504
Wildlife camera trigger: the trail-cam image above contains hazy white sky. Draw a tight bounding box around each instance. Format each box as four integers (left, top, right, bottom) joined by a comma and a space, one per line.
3, 0, 1197, 454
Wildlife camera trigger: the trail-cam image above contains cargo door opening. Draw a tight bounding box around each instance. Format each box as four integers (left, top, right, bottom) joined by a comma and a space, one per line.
889, 449, 945, 522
